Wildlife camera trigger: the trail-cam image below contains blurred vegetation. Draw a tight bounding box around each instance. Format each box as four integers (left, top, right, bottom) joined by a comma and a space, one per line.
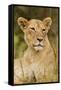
14, 5, 59, 62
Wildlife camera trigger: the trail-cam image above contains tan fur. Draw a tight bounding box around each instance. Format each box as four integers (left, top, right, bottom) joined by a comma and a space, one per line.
14, 17, 57, 84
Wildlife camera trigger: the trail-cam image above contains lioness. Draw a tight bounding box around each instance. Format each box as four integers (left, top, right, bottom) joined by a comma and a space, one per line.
14, 17, 57, 84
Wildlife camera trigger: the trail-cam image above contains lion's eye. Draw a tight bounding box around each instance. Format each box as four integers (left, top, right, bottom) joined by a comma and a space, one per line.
30, 27, 35, 31
43, 29, 45, 32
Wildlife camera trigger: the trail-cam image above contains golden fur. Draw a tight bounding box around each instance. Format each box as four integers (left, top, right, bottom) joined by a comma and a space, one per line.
14, 17, 57, 84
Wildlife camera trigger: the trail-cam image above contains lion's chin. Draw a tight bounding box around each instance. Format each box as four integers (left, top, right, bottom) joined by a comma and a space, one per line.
33, 46, 43, 51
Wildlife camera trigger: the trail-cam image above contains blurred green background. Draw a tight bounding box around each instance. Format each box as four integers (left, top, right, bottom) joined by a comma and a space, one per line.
14, 5, 59, 61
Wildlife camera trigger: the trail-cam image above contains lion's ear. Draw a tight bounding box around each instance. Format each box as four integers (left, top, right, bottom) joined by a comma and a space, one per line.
43, 17, 52, 31
17, 17, 28, 31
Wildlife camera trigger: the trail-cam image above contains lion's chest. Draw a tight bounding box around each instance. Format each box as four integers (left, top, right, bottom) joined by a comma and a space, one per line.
22, 48, 55, 82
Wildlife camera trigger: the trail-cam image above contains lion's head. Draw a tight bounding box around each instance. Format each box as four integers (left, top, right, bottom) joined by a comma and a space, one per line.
17, 17, 52, 51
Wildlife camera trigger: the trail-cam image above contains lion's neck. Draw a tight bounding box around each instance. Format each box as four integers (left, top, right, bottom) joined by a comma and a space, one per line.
24, 36, 53, 63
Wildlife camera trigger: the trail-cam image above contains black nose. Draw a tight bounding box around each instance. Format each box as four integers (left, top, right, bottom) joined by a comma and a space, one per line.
37, 38, 43, 42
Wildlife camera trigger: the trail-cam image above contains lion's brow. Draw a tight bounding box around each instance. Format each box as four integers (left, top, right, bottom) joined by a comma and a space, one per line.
36, 21, 41, 28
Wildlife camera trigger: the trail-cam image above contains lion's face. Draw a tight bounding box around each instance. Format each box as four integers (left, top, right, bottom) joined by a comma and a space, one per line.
24, 20, 47, 51
17, 17, 52, 51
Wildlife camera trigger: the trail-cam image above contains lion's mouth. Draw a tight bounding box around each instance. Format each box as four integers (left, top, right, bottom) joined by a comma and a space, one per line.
33, 44, 43, 47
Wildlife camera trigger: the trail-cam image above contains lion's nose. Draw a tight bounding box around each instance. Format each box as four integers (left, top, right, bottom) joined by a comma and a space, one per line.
37, 38, 43, 42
